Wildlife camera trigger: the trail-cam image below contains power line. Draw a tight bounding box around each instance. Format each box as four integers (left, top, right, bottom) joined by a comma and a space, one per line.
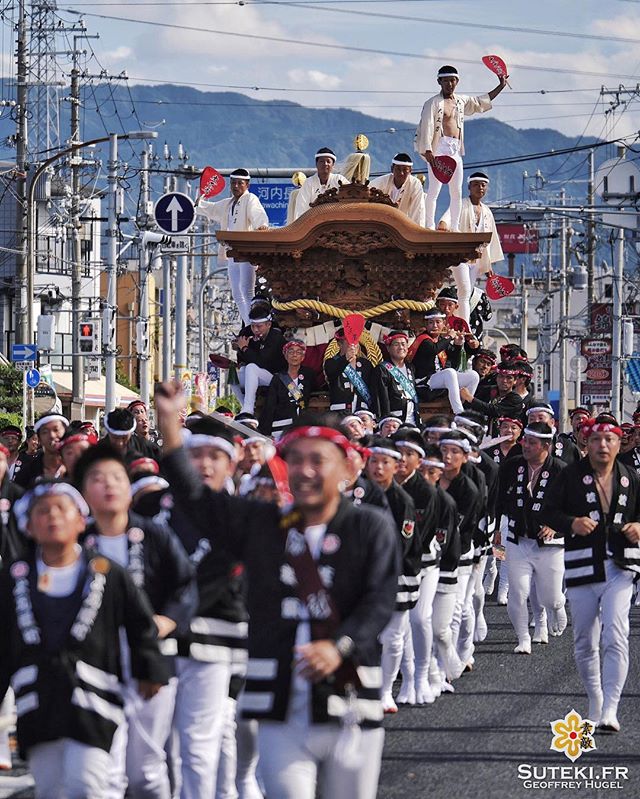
58, 9, 640, 81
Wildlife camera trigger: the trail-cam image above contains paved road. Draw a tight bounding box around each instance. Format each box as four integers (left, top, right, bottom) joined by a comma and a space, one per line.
379, 598, 640, 799
1, 598, 639, 799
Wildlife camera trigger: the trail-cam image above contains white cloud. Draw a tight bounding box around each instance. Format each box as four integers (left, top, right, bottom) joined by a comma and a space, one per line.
103, 46, 133, 61
288, 69, 342, 89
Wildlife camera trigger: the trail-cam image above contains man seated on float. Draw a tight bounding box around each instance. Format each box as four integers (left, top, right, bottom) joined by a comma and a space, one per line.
369, 153, 425, 226
293, 147, 346, 219
434, 287, 481, 358
377, 331, 421, 426
259, 339, 316, 438
324, 327, 379, 416
407, 308, 479, 415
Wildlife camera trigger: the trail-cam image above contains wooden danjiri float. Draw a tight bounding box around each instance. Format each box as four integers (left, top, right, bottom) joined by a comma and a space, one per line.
216, 168, 491, 414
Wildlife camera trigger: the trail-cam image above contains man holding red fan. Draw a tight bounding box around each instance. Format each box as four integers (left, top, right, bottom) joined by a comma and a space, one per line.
415, 65, 507, 232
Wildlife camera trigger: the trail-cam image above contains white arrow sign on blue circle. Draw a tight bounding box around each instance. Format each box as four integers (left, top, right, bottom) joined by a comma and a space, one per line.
25, 368, 40, 388
154, 192, 195, 235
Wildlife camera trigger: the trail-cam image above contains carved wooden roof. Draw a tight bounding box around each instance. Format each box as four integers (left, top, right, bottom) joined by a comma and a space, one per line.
215, 183, 492, 328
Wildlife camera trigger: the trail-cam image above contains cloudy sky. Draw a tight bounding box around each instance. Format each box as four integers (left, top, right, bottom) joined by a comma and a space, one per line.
47, 0, 640, 138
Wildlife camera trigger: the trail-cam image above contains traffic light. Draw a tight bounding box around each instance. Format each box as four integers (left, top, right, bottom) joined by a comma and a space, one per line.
79, 320, 100, 354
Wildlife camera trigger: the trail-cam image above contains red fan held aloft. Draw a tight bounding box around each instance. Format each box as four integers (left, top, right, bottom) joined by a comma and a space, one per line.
431, 155, 457, 185
486, 273, 515, 300
200, 166, 226, 199
342, 313, 366, 346
482, 55, 511, 88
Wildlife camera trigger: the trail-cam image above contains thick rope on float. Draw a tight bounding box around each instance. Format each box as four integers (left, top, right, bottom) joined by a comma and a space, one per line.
271, 297, 434, 319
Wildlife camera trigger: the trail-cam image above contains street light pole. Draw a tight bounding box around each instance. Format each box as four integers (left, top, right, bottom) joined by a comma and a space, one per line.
612, 227, 624, 420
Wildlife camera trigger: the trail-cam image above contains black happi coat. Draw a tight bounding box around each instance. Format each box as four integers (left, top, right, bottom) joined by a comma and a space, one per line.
259, 366, 317, 436
497, 454, 566, 546
162, 448, 399, 728
542, 458, 640, 587
324, 354, 379, 414
0, 551, 168, 757
237, 326, 287, 374
400, 470, 439, 570
436, 486, 461, 591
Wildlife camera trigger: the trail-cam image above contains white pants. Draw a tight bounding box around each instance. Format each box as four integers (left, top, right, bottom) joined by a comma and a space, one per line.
216, 697, 240, 799
257, 721, 384, 799
568, 561, 634, 720
432, 590, 463, 680
407, 566, 439, 687
0, 690, 13, 768
428, 368, 479, 415
425, 137, 464, 231
472, 555, 488, 637
29, 737, 111, 799
173, 657, 232, 799
229, 259, 256, 325
450, 263, 483, 323
110, 678, 177, 799
233, 364, 274, 415
506, 539, 565, 643
452, 566, 476, 665
236, 718, 264, 799
498, 558, 509, 599
380, 610, 410, 696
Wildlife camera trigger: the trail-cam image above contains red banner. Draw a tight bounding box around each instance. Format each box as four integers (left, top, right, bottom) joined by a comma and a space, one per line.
497, 224, 539, 254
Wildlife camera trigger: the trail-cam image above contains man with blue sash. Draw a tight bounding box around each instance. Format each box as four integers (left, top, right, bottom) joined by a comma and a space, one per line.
377, 331, 420, 426
324, 327, 379, 416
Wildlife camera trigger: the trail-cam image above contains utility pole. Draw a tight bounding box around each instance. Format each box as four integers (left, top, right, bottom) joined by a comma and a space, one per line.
15, 0, 29, 345
137, 146, 151, 406
174, 169, 188, 381
519, 261, 528, 353
558, 189, 568, 430
69, 41, 83, 419
104, 134, 119, 417
587, 149, 596, 322
612, 227, 624, 421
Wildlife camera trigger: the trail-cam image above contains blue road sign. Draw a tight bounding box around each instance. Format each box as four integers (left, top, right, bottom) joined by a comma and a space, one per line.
25, 368, 40, 388
11, 343, 37, 362
154, 192, 195, 234
250, 182, 295, 227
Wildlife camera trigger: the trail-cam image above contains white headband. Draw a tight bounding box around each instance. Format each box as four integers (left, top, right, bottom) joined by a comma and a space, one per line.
395, 440, 426, 459
230, 170, 251, 180
468, 176, 490, 186
185, 432, 236, 460
369, 446, 402, 461
104, 418, 136, 436
356, 410, 376, 420
421, 458, 445, 469
423, 426, 454, 434
453, 415, 485, 432
392, 157, 413, 167
527, 406, 554, 418
315, 151, 336, 161
341, 415, 362, 426
438, 72, 458, 78
34, 414, 69, 433
14, 482, 90, 533
523, 427, 554, 440
439, 438, 471, 453
131, 475, 170, 496
379, 417, 401, 427
243, 435, 264, 444
250, 316, 272, 324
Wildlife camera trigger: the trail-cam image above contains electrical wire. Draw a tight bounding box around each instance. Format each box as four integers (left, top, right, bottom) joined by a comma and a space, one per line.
58, 9, 640, 81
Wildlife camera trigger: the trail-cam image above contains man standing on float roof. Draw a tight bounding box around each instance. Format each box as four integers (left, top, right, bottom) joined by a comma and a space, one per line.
196, 168, 269, 325
369, 153, 425, 226
293, 147, 346, 219
415, 65, 507, 232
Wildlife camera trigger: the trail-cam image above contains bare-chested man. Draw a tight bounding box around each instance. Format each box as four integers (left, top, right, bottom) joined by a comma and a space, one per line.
415, 65, 507, 231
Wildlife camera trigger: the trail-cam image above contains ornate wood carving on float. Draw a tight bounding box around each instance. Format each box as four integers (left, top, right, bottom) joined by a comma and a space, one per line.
216, 181, 491, 333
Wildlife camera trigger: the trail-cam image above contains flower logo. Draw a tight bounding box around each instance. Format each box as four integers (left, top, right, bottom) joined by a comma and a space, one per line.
550, 709, 597, 762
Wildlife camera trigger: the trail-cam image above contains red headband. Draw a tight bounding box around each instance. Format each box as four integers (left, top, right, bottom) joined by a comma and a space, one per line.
384, 333, 409, 345
277, 426, 353, 458
498, 416, 523, 429
128, 457, 160, 475
283, 340, 307, 354
58, 431, 98, 451
580, 419, 623, 438
497, 367, 518, 376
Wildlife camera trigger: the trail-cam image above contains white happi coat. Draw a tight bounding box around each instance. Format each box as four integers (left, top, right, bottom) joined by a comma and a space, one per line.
292, 172, 346, 220
197, 191, 268, 264
414, 92, 492, 160
368, 173, 425, 226
441, 198, 503, 274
